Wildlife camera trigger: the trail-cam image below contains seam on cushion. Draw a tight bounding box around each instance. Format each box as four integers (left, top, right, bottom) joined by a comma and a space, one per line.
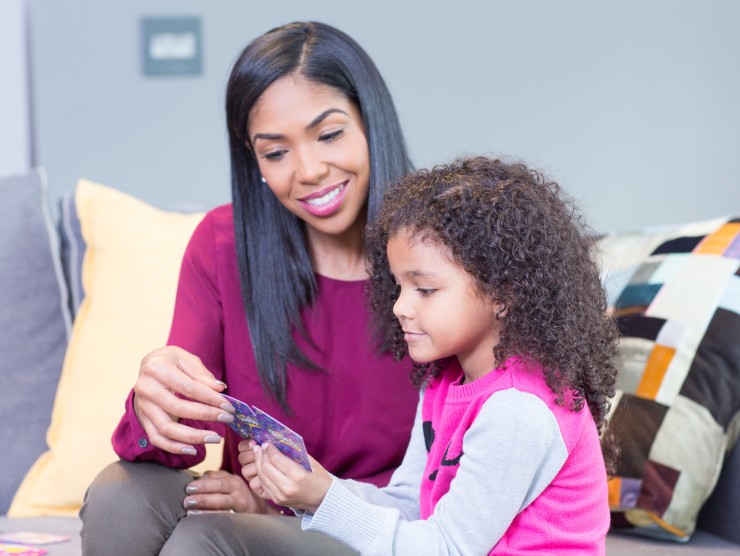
60, 191, 83, 315
39, 167, 73, 339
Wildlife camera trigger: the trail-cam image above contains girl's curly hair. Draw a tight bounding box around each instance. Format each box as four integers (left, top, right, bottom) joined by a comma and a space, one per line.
365, 156, 620, 472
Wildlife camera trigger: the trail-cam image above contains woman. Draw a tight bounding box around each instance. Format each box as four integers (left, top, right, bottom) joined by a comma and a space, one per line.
80, 21, 417, 555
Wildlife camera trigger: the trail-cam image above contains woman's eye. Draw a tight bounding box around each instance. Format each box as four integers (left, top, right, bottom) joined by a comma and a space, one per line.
319, 129, 344, 142
262, 149, 287, 161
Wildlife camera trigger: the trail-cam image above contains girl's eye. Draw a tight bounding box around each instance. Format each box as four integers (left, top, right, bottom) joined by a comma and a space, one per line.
262, 149, 287, 161
319, 129, 344, 142
416, 288, 435, 297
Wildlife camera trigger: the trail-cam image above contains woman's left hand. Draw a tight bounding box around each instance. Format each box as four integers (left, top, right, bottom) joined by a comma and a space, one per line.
183, 469, 273, 515
250, 443, 332, 513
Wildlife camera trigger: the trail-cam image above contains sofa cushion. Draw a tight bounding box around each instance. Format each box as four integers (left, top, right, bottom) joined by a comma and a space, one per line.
8, 179, 219, 517
0, 517, 82, 555
0, 170, 71, 514
606, 529, 740, 555
596, 216, 740, 541
696, 430, 740, 544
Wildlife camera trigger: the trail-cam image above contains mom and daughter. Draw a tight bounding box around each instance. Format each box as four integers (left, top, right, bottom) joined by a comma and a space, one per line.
81, 21, 619, 556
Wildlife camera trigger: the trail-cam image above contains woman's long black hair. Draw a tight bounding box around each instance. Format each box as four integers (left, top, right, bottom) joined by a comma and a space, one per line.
225, 21, 413, 409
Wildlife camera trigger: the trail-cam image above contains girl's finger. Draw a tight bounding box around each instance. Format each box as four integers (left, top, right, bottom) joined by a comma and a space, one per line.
262, 443, 307, 478
238, 440, 257, 460
248, 476, 266, 498
254, 445, 283, 500
241, 462, 258, 481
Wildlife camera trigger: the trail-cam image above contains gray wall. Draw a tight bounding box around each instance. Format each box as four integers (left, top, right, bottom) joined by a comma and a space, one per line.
27, 0, 740, 232
0, 0, 32, 178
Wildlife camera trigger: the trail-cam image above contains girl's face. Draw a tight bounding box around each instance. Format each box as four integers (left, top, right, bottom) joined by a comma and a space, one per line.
388, 228, 502, 381
247, 74, 371, 238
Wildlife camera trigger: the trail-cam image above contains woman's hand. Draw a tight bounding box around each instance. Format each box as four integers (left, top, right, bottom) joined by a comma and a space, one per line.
183, 469, 273, 515
133, 346, 235, 455
239, 440, 332, 513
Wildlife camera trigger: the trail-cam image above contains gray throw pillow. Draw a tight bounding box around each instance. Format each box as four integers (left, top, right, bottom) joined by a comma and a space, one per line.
58, 191, 85, 317
0, 170, 71, 513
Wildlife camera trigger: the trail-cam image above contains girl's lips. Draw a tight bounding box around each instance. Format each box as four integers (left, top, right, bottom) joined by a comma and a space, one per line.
403, 331, 425, 342
298, 182, 348, 217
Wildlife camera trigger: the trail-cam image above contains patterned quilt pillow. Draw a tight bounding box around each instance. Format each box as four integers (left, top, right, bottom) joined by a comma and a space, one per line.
596, 216, 740, 541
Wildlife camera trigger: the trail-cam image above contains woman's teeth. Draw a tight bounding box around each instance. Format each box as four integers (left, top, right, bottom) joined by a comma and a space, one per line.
306, 184, 344, 206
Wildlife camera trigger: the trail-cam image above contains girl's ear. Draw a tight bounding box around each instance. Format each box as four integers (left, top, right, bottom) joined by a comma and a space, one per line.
494, 302, 508, 320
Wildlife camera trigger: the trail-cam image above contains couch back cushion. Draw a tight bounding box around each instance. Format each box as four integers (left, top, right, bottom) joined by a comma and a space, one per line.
0, 170, 71, 513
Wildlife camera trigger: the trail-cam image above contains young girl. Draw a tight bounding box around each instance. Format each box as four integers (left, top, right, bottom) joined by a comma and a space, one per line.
239, 156, 619, 555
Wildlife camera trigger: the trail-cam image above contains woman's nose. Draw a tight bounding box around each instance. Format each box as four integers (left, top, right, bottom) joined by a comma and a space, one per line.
295, 146, 329, 185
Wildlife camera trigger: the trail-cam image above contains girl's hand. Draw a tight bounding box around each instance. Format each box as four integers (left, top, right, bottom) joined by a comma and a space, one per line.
246, 443, 332, 513
238, 439, 259, 483
182, 469, 273, 515
132, 346, 235, 455
238, 439, 272, 502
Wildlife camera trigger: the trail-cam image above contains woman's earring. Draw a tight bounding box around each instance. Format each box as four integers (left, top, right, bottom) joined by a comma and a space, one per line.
260, 176, 267, 184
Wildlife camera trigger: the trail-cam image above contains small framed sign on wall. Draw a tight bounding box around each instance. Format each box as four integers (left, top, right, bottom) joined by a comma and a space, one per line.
141, 16, 202, 77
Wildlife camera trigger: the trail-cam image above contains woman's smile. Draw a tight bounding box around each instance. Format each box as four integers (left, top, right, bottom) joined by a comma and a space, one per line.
298, 181, 348, 216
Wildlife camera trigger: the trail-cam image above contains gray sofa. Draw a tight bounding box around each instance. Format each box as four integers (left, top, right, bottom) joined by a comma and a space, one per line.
1, 171, 81, 553
1, 169, 738, 555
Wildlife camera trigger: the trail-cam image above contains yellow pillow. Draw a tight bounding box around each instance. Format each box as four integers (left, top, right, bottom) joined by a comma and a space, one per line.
9, 179, 222, 517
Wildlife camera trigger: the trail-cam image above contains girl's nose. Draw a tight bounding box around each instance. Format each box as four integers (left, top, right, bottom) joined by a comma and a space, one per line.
393, 290, 412, 321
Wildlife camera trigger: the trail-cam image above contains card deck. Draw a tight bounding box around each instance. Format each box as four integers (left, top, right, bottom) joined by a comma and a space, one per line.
0, 543, 49, 556
221, 394, 311, 472
0, 532, 68, 545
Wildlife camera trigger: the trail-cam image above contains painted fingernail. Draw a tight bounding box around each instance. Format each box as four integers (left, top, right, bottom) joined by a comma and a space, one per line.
182, 446, 197, 456
220, 402, 235, 414
186, 485, 198, 494
217, 413, 235, 424
204, 434, 222, 444
214, 379, 227, 389
184, 498, 197, 508
187, 510, 203, 516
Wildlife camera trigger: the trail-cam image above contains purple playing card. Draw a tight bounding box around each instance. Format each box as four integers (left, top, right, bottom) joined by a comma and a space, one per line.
221, 394, 311, 472
221, 394, 270, 446
252, 407, 311, 472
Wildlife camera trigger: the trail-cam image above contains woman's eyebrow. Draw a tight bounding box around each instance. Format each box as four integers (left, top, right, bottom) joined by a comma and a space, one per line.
252, 132, 284, 143
251, 108, 349, 144
306, 108, 349, 131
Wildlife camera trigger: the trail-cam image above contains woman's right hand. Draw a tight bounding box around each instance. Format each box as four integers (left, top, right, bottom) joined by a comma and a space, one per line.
133, 346, 235, 455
